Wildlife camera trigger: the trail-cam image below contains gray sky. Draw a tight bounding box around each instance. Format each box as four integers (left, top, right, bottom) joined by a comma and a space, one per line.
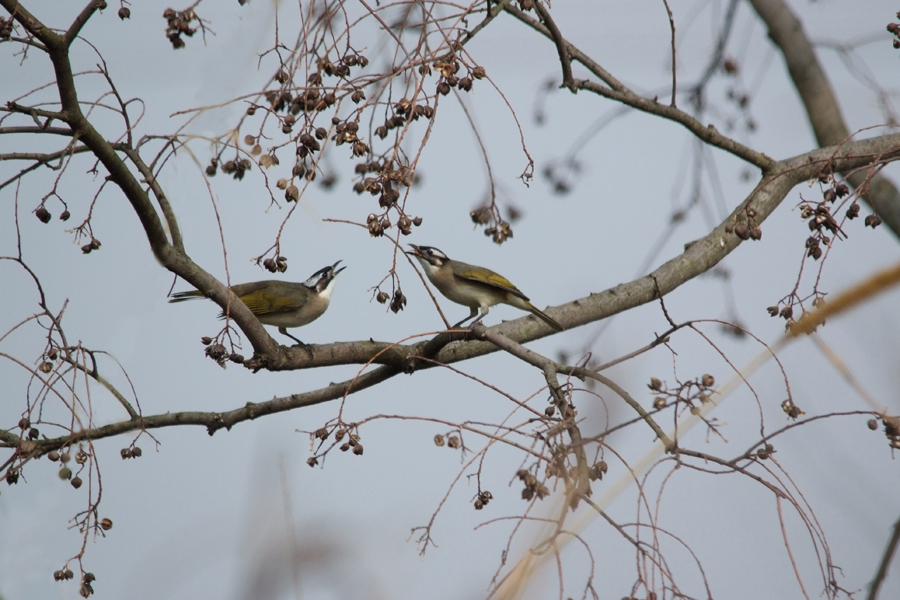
2, 1, 899, 599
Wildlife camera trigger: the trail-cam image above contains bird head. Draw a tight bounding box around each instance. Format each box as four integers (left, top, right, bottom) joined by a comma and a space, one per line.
305, 260, 345, 294
406, 244, 449, 268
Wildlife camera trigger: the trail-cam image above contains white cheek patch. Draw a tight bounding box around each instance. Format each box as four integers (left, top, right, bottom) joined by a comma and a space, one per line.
318, 277, 337, 301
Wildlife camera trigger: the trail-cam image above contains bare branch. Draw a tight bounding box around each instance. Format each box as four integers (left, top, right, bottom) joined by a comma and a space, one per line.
749, 0, 900, 236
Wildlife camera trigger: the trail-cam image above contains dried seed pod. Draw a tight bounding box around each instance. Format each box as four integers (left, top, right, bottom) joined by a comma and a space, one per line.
649, 377, 663, 392
58, 466, 72, 480
6, 467, 19, 485
767, 306, 779, 317
447, 435, 460, 449
132, 446, 142, 457
868, 419, 878, 430
120, 448, 132, 459
35, 206, 51, 223
376, 291, 388, 304
865, 214, 882, 228
59, 210, 71, 221
366, 214, 383, 237
397, 215, 412, 235
437, 81, 451, 96
653, 397, 666, 410
701, 374, 715, 387
352, 141, 368, 157
99, 518, 113, 530
470, 206, 491, 225
48, 450, 60, 462
389, 289, 406, 313
472, 65, 486, 79
307, 456, 319, 467
352, 443, 364, 456
351, 90, 365, 103
71, 476, 83, 489
433, 434, 445, 447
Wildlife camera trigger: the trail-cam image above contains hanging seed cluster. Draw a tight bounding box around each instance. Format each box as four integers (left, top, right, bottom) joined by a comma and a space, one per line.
870, 415, 900, 449
888, 13, 900, 49
724, 205, 762, 241
470, 203, 514, 245
162, 7, 199, 49
647, 374, 722, 416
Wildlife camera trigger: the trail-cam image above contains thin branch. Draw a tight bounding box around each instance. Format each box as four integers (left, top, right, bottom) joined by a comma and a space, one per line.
867, 517, 900, 600
503, 3, 774, 171
532, 2, 574, 91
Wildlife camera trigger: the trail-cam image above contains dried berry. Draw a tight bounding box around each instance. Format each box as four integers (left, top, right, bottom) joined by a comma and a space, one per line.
390, 289, 407, 313
864, 214, 882, 228
35, 206, 51, 223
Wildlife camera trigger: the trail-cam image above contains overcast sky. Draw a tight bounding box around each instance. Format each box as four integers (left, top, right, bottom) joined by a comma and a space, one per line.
2, 1, 899, 599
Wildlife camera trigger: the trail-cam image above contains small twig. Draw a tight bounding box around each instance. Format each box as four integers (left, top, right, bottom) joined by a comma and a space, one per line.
661, 0, 677, 106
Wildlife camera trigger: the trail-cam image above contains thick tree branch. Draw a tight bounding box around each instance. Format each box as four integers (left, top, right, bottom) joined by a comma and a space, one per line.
748, 0, 900, 238
249, 133, 900, 373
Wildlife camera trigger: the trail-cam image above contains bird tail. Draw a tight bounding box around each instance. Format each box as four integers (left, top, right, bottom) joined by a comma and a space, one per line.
168, 290, 204, 303
525, 302, 564, 332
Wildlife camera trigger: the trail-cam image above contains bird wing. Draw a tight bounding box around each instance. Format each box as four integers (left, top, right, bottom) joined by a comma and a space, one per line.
228, 281, 308, 316
452, 263, 530, 301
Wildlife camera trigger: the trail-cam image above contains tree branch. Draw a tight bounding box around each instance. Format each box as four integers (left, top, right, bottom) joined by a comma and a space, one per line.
503, 4, 774, 171
748, 0, 900, 238
245, 132, 900, 373
64, 0, 104, 48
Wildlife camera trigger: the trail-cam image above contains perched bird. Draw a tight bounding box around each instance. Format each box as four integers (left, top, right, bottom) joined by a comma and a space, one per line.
406, 244, 563, 332
169, 261, 345, 346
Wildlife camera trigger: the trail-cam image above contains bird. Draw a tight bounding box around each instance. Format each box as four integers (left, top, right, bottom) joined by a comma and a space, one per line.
405, 244, 563, 332
169, 261, 345, 347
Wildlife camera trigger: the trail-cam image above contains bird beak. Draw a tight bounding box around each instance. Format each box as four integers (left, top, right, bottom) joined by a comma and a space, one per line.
405, 244, 422, 257
332, 260, 346, 276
